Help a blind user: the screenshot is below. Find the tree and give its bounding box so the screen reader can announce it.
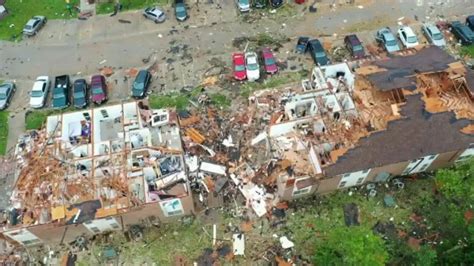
[435,159,474,204]
[313,226,388,266]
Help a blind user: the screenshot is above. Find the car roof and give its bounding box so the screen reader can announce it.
[400,26,416,36]
[26,18,38,26]
[233,53,245,62]
[32,80,45,91]
[136,70,149,81]
[148,7,163,15]
[309,39,323,49]
[346,34,361,45]
[0,85,9,93]
[467,15,474,24]
[425,24,441,33]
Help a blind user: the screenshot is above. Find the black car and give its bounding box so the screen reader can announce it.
[270,0,283,8]
[73,79,88,108]
[308,39,329,66]
[131,70,152,98]
[344,34,365,59]
[466,15,474,31]
[253,0,267,8]
[451,21,474,45]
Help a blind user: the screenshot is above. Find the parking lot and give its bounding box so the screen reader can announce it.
[1,0,474,152]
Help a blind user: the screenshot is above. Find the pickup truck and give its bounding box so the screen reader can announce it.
[52,75,70,109]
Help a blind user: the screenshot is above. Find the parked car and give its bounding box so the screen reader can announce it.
[245,52,260,81]
[0,82,15,110]
[308,39,328,66]
[261,48,278,75]
[344,34,365,58]
[23,16,46,36]
[466,15,474,31]
[450,21,474,45]
[296,36,309,53]
[398,26,419,48]
[29,76,50,109]
[131,70,152,98]
[73,79,88,108]
[253,0,267,8]
[91,75,108,105]
[237,0,250,12]
[232,53,247,81]
[270,0,284,8]
[52,75,71,109]
[422,23,446,47]
[143,7,166,23]
[375,27,400,53]
[175,0,188,21]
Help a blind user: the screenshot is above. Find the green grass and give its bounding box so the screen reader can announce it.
[460,45,474,58]
[25,108,74,130]
[96,0,169,15]
[210,93,231,108]
[0,111,9,155]
[0,0,79,41]
[149,93,190,110]
[240,70,307,97]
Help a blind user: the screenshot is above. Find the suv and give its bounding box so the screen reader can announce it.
[23,16,47,36]
[131,70,152,98]
[175,0,188,21]
[451,21,474,45]
[52,75,71,109]
[143,7,166,23]
[344,34,365,59]
[91,75,108,105]
[308,39,328,66]
[375,27,400,53]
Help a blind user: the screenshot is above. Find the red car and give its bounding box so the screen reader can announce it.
[261,47,278,75]
[232,53,246,81]
[90,75,108,105]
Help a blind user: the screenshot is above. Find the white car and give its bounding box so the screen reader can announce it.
[29,76,50,109]
[245,52,260,81]
[143,7,166,23]
[422,23,446,47]
[398,26,419,48]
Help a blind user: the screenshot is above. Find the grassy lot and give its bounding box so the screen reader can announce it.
[149,88,231,110]
[25,107,74,130]
[96,0,169,15]
[240,70,307,97]
[0,0,79,41]
[460,45,474,58]
[0,111,9,155]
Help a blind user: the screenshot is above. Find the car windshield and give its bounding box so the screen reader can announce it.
[74,91,84,98]
[316,52,326,58]
[247,63,258,71]
[53,93,64,99]
[31,90,43,97]
[407,36,417,43]
[432,32,443,40]
[240,0,249,4]
[0,92,6,100]
[265,57,275,65]
[24,25,32,30]
[386,39,397,46]
[235,65,245,72]
[92,87,103,95]
[353,45,363,51]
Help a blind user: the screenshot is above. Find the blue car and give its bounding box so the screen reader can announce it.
[375,27,400,53]
[308,39,329,66]
[175,0,188,21]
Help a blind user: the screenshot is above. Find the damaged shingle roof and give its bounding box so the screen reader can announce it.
[366,46,456,91]
[324,95,474,177]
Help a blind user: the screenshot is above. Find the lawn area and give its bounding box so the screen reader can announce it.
[0,111,9,155]
[149,88,231,110]
[25,108,73,130]
[96,0,169,15]
[460,45,474,58]
[0,0,79,41]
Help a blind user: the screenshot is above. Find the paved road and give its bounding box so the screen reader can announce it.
[0,0,473,152]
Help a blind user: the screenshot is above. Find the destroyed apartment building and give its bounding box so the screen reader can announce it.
[247,46,474,203]
[1,101,194,246]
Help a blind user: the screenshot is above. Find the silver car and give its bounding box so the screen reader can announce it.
[143,7,166,23]
[422,23,446,47]
[0,82,16,110]
[23,16,47,36]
